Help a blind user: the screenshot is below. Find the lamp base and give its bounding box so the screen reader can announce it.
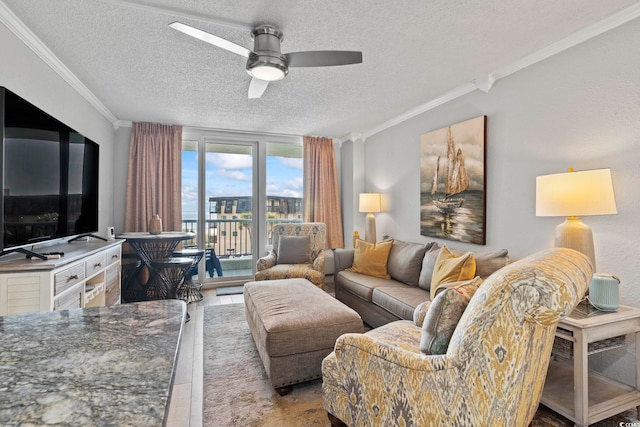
[365,213,376,243]
[554,217,595,270]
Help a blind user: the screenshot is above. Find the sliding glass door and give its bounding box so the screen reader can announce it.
[182,139,255,284]
[181,132,303,286]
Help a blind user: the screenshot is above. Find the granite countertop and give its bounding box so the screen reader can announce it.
[0,300,186,426]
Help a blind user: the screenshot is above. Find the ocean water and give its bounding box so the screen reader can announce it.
[420,190,485,245]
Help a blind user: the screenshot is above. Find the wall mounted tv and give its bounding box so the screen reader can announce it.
[0,87,100,259]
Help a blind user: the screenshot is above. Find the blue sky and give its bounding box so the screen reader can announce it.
[181,151,303,217]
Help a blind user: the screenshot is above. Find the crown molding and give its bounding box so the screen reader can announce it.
[0,1,118,125]
[337,132,365,144]
[363,83,477,139]
[114,120,133,129]
[364,2,640,139]
[485,2,640,89]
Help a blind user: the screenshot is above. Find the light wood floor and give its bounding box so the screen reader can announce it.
[166,288,244,427]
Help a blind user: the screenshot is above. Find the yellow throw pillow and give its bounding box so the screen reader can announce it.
[430,246,477,300]
[348,239,393,279]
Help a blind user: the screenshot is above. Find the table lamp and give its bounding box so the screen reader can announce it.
[359,193,382,243]
[536,168,617,270]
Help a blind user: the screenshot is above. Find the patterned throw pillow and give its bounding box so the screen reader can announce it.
[348,239,393,279]
[430,245,476,300]
[420,277,483,355]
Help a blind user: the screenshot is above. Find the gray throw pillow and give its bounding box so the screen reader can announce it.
[277,235,310,264]
[387,240,433,286]
[418,244,441,290]
[475,249,509,279]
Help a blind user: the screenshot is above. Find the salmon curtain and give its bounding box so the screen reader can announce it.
[303,136,344,248]
[124,122,182,232]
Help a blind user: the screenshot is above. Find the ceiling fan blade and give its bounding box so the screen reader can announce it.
[284,51,362,67]
[248,78,269,99]
[169,22,252,58]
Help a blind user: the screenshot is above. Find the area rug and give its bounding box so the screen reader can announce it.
[215,285,244,296]
[203,303,639,427]
[203,303,327,426]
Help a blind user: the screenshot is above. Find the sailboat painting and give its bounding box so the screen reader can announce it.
[420,116,486,245]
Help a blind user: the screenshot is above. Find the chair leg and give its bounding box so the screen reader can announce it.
[327,413,346,427]
[275,385,293,396]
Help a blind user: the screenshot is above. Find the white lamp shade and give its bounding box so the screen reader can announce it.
[536,168,617,217]
[359,193,382,213]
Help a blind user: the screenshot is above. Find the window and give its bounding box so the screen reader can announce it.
[266,143,303,245]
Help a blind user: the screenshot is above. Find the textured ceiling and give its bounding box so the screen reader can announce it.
[1,0,638,137]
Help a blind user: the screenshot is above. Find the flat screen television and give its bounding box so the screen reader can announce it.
[0,87,99,258]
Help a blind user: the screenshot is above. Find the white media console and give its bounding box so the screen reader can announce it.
[0,239,123,316]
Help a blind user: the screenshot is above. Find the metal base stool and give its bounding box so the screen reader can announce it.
[146,257,193,300]
[173,249,205,303]
[147,256,194,322]
[121,257,143,303]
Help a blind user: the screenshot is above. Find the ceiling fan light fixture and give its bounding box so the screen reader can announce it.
[246,53,288,81]
[250,64,286,81]
[170,21,362,98]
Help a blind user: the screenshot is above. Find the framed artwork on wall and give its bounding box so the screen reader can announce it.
[420,115,487,245]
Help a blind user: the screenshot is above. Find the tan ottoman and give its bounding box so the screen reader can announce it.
[243,278,364,394]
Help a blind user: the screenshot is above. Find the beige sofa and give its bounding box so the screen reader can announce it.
[333,238,509,327]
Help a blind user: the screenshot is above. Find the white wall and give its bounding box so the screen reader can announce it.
[0,24,116,239]
[113,126,132,235]
[339,136,366,247]
[357,18,640,383]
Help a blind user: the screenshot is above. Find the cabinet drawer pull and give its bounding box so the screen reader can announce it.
[111,254,119,259]
[67,274,79,281]
[93,262,102,268]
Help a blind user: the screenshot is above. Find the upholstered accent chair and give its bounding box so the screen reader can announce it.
[255,222,327,288]
[322,248,593,427]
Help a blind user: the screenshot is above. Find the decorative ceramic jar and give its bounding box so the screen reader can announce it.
[149,214,163,235]
[589,273,620,311]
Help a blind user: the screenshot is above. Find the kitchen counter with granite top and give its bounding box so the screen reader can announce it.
[0,299,186,426]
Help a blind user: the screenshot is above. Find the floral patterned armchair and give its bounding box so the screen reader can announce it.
[255,222,327,288]
[322,248,593,426]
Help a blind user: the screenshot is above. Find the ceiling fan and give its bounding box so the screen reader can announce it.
[169,22,362,99]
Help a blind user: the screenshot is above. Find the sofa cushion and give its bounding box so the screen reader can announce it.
[430,246,476,300]
[333,248,355,273]
[277,235,310,264]
[387,240,433,286]
[420,277,482,355]
[418,244,441,290]
[372,285,430,320]
[474,249,510,279]
[336,270,393,302]
[349,239,393,279]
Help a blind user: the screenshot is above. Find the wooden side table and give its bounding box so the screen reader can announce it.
[541,302,640,426]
